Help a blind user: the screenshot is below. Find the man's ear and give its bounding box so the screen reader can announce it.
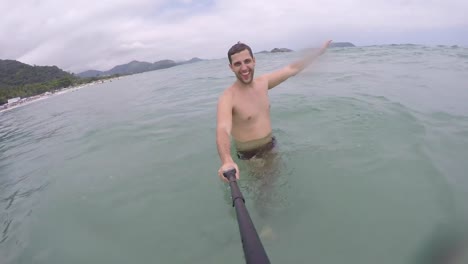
[228,63,233,71]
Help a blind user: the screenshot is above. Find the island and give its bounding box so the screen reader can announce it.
[329,42,355,48]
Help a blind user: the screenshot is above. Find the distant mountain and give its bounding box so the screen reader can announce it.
[106,60,156,76]
[78,70,103,78]
[271,48,293,53]
[0,59,74,89]
[77,57,204,78]
[178,57,204,65]
[256,42,356,55]
[102,59,176,76]
[255,48,293,54]
[329,42,355,48]
[151,59,177,70]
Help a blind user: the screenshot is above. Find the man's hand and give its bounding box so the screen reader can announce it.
[318,40,333,55]
[218,161,240,182]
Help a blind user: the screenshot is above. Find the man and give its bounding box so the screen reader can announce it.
[216,40,332,182]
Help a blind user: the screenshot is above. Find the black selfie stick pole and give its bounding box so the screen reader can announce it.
[223,168,270,264]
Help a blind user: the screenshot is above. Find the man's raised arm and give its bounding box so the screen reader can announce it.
[265,40,332,90]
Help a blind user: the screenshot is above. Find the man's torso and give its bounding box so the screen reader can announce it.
[230,77,272,144]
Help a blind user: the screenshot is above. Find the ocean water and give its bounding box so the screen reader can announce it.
[1,45,468,264]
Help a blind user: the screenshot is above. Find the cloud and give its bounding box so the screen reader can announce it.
[1,0,467,73]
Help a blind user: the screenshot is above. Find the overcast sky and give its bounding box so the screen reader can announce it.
[1,0,467,73]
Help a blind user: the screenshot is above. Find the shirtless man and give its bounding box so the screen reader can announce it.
[216,40,332,182]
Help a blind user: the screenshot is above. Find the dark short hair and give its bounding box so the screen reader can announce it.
[228,42,253,64]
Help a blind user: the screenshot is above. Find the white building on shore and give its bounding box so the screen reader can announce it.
[7,97,21,104]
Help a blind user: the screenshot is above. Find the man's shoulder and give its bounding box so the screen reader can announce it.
[255,74,268,82]
[223,85,236,94]
[218,85,234,101]
[253,75,270,90]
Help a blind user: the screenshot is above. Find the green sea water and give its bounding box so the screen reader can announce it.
[1,45,468,264]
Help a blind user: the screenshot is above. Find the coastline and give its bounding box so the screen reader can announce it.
[0,77,121,114]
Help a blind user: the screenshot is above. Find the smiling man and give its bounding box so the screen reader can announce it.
[216,40,332,182]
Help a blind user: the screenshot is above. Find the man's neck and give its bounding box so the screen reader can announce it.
[235,79,255,89]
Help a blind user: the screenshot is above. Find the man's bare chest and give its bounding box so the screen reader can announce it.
[232,91,270,122]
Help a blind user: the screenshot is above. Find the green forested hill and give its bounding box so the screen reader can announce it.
[0,59,74,88]
[0,60,115,105]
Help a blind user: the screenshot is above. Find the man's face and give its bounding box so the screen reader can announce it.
[229,49,255,84]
